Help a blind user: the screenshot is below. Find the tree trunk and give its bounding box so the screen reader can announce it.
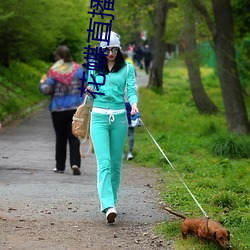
[212,0,250,134]
[147,0,168,89]
[184,4,218,114]
[190,0,250,134]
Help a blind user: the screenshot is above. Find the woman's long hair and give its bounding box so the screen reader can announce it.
[97,48,126,74]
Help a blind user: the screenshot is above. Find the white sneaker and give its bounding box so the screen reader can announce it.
[53,168,64,173]
[127,152,133,160]
[105,207,117,223]
[72,165,81,175]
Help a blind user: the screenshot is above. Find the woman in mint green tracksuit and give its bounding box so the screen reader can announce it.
[86,32,138,223]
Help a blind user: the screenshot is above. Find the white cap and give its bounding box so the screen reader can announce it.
[100,31,121,48]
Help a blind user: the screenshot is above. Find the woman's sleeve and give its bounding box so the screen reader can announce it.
[126,63,138,105]
[86,68,96,101]
[39,77,56,95]
[75,67,85,79]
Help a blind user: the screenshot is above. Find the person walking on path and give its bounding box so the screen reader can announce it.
[39,45,86,176]
[143,44,152,75]
[122,51,144,160]
[123,52,138,161]
[86,31,139,223]
[125,101,136,160]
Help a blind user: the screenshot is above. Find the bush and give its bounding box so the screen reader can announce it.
[210,191,237,209]
[210,135,250,159]
[0,60,49,122]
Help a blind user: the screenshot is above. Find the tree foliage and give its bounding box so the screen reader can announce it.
[232,0,250,95]
[0,0,89,67]
[164,1,184,44]
[113,0,155,47]
[232,0,250,39]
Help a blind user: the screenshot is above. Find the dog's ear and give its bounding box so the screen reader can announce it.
[213,231,217,240]
[227,230,230,240]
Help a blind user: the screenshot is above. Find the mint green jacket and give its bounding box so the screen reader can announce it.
[87,62,138,110]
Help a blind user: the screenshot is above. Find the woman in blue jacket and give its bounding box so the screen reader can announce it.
[86,32,138,223]
[39,45,86,176]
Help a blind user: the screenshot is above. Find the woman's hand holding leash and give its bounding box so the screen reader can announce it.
[130,103,141,127]
[131,103,138,116]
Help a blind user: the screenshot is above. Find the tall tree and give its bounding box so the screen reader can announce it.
[148,0,177,89]
[190,0,250,134]
[184,1,218,114]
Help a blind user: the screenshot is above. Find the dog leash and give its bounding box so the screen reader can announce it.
[139,118,209,218]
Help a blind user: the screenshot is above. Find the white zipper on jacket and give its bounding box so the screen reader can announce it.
[107,72,111,109]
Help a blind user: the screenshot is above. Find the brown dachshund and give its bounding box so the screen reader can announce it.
[162,207,231,249]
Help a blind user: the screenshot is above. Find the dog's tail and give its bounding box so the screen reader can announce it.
[162,206,187,220]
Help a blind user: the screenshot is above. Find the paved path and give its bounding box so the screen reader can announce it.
[0,71,174,249]
[0,107,164,224]
[135,68,149,88]
[0,68,153,224]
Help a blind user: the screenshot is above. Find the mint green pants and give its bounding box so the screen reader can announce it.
[90,111,128,212]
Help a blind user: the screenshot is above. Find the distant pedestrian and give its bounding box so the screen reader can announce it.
[125,101,135,160]
[39,45,86,175]
[134,45,144,69]
[143,44,152,74]
[123,52,137,161]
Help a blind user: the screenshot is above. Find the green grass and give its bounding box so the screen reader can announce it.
[0,60,50,123]
[128,59,250,250]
